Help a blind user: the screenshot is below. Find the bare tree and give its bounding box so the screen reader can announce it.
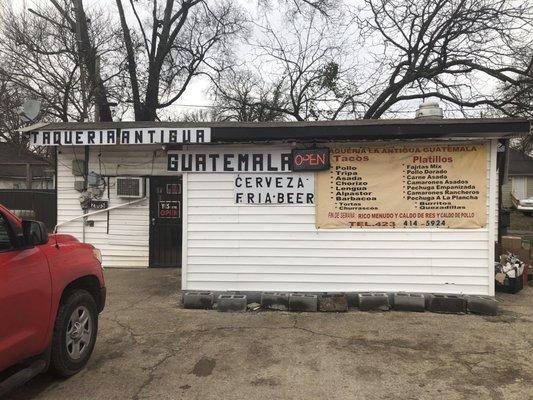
[0,1,123,123]
[212,70,286,121]
[212,9,363,121]
[213,0,533,121]
[0,78,24,144]
[115,0,244,121]
[178,108,218,122]
[357,0,533,119]
[32,0,120,121]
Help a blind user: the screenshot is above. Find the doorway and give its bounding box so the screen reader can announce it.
[149,176,182,267]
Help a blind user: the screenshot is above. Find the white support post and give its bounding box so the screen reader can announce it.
[488,139,497,296]
[181,173,188,290]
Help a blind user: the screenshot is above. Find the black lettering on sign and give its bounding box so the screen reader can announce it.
[233,173,315,205]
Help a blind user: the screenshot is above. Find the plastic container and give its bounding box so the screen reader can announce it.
[495,267,524,294]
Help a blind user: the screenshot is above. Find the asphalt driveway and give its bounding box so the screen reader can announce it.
[7,269,533,400]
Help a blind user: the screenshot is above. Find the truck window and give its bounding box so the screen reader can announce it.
[0,216,13,251]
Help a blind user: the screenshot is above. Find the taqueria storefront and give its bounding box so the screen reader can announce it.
[23,118,530,296]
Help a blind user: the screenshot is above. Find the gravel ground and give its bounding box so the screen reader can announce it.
[6,268,533,400]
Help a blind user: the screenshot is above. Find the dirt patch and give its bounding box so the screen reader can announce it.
[251,377,280,386]
[191,357,216,377]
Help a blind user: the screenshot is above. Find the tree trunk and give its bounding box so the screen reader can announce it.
[72,0,113,122]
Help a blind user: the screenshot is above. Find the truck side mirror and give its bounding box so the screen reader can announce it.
[22,220,49,246]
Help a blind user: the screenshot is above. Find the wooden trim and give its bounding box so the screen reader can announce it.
[488,139,497,296]
[181,173,188,290]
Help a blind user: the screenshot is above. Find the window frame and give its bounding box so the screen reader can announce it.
[0,214,17,252]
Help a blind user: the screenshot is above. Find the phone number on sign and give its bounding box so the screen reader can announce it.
[345,220,447,228]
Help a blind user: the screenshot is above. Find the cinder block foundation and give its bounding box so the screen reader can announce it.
[289,293,318,312]
[261,292,290,311]
[183,292,214,309]
[426,294,466,314]
[346,293,359,308]
[358,292,390,311]
[236,291,262,304]
[217,294,247,312]
[318,294,348,312]
[466,296,499,316]
[393,293,425,312]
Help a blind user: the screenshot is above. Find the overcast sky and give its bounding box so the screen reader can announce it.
[6,0,504,120]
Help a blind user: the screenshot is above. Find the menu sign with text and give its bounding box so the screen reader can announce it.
[316,143,487,229]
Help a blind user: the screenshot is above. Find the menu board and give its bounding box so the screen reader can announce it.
[316,142,487,229]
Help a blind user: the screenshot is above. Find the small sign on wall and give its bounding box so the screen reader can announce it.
[234,173,314,205]
[158,201,180,218]
[90,200,108,210]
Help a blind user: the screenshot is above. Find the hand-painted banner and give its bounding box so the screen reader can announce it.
[28,127,210,146]
[316,142,488,229]
[234,173,314,205]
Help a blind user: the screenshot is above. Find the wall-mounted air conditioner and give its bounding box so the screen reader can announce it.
[116,177,144,198]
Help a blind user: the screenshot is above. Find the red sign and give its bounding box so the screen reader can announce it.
[291,148,330,171]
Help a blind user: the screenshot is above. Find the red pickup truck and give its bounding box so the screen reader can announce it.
[0,204,106,395]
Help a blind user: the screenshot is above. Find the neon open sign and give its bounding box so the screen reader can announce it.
[291,148,330,171]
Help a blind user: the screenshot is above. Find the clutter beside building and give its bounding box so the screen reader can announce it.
[22,116,530,300]
[501,149,533,211]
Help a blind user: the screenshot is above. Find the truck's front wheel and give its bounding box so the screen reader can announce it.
[50,289,98,377]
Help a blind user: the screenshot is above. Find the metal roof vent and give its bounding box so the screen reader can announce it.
[415,101,443,119]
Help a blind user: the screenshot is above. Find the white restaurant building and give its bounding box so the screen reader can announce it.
[24,118,530,296]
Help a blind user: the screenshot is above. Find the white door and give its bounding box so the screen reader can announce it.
[512,176,527,200]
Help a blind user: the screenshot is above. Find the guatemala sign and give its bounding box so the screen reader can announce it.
[234,173,314,205]
[168,150,292,173]
[28,128,210,146]
[316,142,487,229]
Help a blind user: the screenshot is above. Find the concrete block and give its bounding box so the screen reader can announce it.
[393,293,426,312]
[426,294,466,314]
[183,292,214,309]
[466,296,499,316]
[318,293,348,312]
[358,292,390,311]
[346,293,359,308]
[289,293,318,312]
[236,291,262,304]
[217,294,247,312]
[261,292,289,311]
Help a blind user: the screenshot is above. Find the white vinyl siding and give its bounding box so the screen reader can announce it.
[184,140,497,295]
[56,140,498,295]
[56,146,154,268]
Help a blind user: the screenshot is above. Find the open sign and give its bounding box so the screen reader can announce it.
[291,148,330,171]
[158,201,180,218]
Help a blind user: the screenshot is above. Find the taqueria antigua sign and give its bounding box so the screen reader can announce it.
[315,143,487,229]
[27,128,211,145]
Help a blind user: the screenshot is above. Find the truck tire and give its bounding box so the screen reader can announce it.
[49,289,98,377]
